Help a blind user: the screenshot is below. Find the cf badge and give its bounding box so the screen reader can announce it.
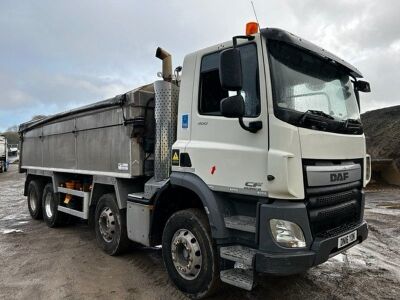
[244,182,262,191]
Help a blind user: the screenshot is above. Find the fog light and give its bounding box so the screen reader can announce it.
[270,219,306,248]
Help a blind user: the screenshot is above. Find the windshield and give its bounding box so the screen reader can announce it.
[267,40,362,134]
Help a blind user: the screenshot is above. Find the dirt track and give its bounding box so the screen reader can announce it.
[0,164,399,300]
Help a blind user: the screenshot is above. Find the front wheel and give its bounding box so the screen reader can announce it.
[162,209,220,299]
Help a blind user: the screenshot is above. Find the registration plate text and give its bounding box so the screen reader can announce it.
[338,230,357,249]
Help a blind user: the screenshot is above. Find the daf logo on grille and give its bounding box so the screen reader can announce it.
[330,172,349,182]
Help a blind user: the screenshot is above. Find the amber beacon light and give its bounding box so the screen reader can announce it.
[246,22,259,35]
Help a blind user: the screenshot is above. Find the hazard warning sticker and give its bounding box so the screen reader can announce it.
[172,149,180,166]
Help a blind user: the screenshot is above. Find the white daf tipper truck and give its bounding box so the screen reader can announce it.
[0,135,8,173]
[19,24,371,298]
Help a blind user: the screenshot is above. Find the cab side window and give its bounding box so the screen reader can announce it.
[199,43,260,117]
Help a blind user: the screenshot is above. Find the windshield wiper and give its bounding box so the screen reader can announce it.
[297,110,335,131]
[342,118,362,133]
[299,110,334,124]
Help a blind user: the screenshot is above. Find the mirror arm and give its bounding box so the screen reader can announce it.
[355,90,360,110]
[230,34,259,133]
[232,35,255,48]
[235,86,262,133]
[351,78,361,110]
[239,117,263,133]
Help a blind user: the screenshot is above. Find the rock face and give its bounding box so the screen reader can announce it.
[361,105,400,169]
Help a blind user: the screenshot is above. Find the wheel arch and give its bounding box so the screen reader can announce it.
[150,172,228,246]
[89,183,116,227]
[24,173,52,196]
[89,176,145,227]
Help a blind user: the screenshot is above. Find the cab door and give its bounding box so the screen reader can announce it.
[186,37,269,196]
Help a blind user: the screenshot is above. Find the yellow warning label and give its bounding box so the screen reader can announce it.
[172,152,179,161]
[172,149,180,166]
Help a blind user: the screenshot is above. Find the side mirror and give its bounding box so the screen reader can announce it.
[220,95,245,118]
[219,48,242,91]
[355,80,371,93]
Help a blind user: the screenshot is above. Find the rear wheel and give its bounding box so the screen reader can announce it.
[42,183,68,227]
[94,193,130,256]
[162,209,220,299]
[27,180,44,220]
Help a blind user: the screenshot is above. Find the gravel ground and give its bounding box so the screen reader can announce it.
[0,164,399,300]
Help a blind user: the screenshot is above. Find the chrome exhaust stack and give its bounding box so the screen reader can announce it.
[155,47,172,82]
[153,47,179,181]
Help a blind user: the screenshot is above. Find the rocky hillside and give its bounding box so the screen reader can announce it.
[361,105,400,169]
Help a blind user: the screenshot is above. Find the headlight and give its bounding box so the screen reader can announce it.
[269,219,306,248]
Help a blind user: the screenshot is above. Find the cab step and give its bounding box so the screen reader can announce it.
[220,245,257,266]
[127,192,145,200]
[220,268,254,291]
[224,215,256,233]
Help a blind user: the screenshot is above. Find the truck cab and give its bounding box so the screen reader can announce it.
[170,26,370,290]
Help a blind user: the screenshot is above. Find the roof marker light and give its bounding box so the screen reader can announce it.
[246,22,259,35]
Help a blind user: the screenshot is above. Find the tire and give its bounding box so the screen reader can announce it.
[94,193,130,256]
[162,209,220,299]
[27,180,44,220]
[42,183,68,227]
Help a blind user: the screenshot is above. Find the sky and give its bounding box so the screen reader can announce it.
[0,0,399,132]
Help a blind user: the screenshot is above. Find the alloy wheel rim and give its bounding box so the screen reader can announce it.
[29,189,37,212]
[98,207,116,243]
[171,229,202,280]
[44,192,53,218]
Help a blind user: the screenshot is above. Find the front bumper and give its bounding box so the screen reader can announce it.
[254,221,368,275]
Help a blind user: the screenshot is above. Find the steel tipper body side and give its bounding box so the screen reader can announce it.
[19,84,158,256]
[19,85,157,239]
[169,28,370,289]
[19,84,156,181]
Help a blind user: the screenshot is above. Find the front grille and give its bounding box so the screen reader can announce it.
[306,186,362,237]
[309,200,358,221]
[303,159,364,238]
[308,189,358,208]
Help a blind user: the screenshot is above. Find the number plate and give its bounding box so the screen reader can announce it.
[338,230,357,249]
